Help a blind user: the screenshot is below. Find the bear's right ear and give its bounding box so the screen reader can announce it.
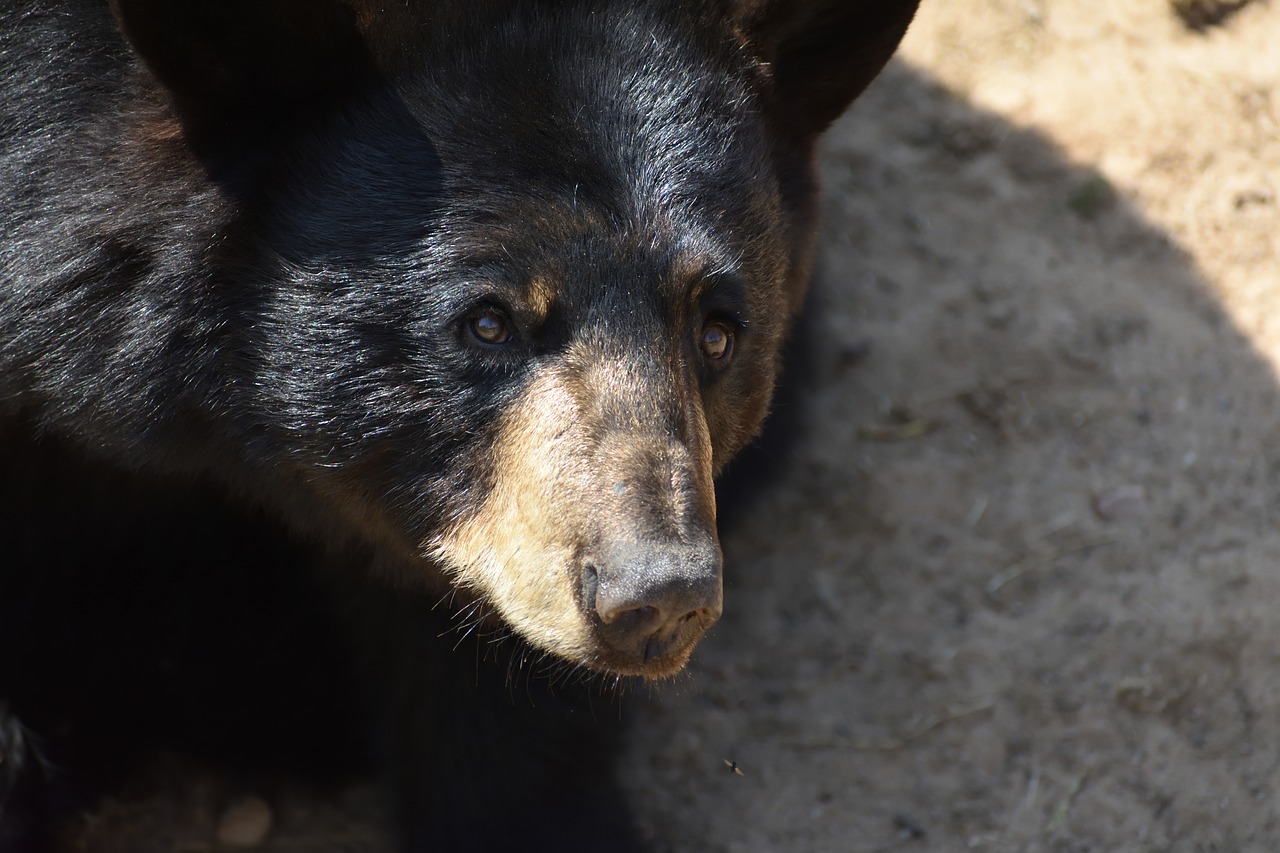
[741,0,920,141]
[109,0,369,132]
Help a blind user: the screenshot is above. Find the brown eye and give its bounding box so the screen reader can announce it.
[700,321,734,361]
[469,310,512,345]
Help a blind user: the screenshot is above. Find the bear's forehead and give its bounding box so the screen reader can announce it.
[392,4,771,219]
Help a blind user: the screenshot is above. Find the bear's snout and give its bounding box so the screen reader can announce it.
[583,535,722,676]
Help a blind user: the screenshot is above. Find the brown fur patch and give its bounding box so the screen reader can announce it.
[525,274,557,326]
[428,365,602,666]
[427,344,720,676]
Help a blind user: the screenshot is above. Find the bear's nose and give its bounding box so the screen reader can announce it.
[585,536,722,667]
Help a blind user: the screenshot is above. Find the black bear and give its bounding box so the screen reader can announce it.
[0,0,917,849]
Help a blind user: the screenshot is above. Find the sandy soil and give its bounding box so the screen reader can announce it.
[61,1,1280,850]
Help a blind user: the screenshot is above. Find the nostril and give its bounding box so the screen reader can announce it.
[597,601,660,627]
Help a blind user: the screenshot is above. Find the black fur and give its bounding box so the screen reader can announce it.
[0,1,917,849]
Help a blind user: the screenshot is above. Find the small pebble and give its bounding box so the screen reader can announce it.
[215,795,273,848]
[837,338,873,366]
[1094,484,1146,520]
[894,813,926,839]
[1234,186,1274,209]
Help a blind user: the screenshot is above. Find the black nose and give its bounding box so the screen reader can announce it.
[585,537,722,666]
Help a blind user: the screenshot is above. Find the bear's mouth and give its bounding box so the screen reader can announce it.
[580,560,722,679]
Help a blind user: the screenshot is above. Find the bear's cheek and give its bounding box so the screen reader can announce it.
[425,363,722,679]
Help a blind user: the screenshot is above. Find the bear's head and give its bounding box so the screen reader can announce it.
[110,0,918,679]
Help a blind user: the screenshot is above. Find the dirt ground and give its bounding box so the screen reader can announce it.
[64,1,1280,851]
[623,2,1280,850]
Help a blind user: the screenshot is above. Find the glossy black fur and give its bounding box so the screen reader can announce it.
[0,0,916,849]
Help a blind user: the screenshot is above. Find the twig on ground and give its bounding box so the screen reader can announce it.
[985,536,1117,596]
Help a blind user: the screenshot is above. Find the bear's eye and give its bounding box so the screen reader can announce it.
[468,309,513,346]
[700,321,734,362]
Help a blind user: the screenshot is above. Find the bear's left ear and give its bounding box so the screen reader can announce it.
[109,0,369,133]
[741,0,920,139]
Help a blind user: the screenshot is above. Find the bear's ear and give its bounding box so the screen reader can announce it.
[109,0,369,131]
[742,0,920,139]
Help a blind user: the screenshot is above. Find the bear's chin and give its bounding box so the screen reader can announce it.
[483,611,708,681]
[614,645,701,682]
[571,624,709,681]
